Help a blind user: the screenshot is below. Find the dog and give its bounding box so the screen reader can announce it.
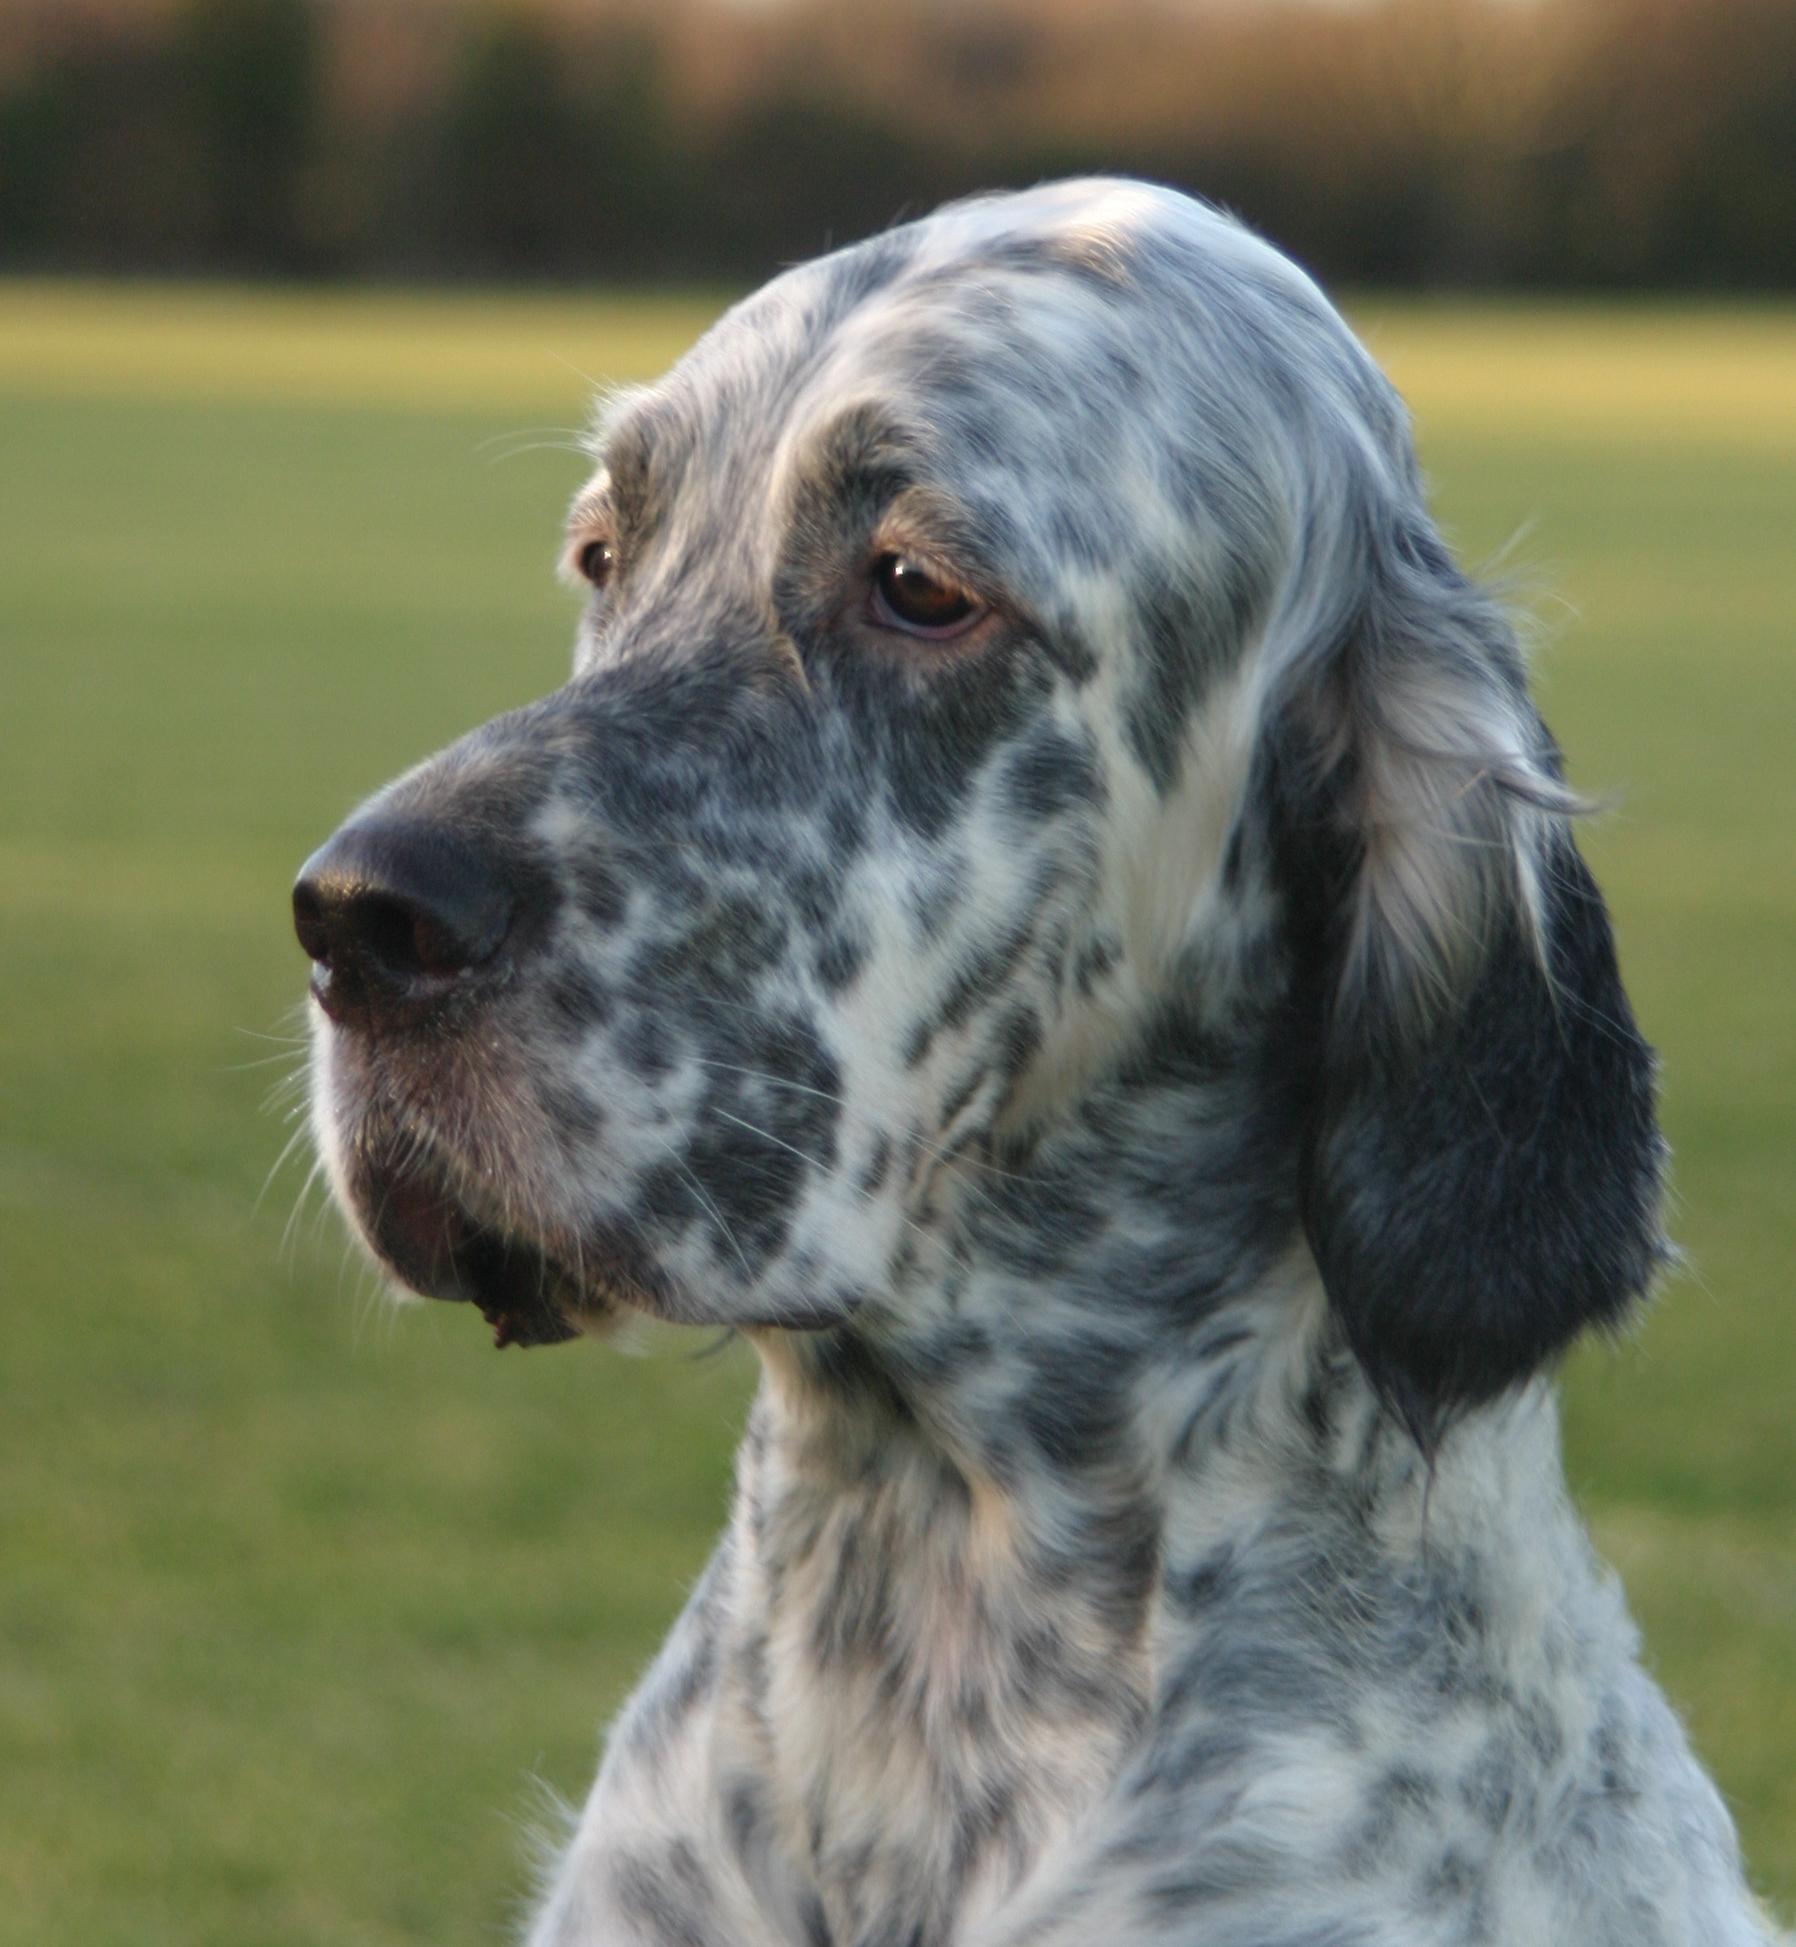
[293,180,1775,1945]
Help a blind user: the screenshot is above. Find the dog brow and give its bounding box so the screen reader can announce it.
[575,391,683,543]
[584,381,656,456]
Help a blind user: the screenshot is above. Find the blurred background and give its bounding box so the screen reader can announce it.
[5,0,1796,287]
[1,2,1791,1942]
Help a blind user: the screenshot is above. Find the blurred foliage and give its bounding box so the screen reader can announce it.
[1,0,1794,287]
[0,0,322,272]
[408,16,678,277]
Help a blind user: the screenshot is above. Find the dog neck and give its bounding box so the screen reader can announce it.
[760,1003,1328,1492]
[726,1016,1565,1924]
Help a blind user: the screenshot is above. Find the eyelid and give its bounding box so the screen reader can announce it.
[866,530,972,594]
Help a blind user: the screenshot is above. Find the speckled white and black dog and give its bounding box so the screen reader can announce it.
[293,182,1777,1945]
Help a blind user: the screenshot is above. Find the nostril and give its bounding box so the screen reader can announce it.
[291,879,335,968]
[359,891,476,979]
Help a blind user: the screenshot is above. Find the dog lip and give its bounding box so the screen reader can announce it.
[364,1161,583,1348]
[455,1230,585,1349]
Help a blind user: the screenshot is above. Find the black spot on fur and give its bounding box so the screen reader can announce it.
[612,1839,715,1947]
[858,1133,893,1197]
[937,915,1041,1037]
[998,727,1106,825]
[994,1005,1043,1084]
[817,228,918,322]
[540,1081,605,1147]
[618,1006,677,1082]
[1164,1545,1239,1618]
[1123,559,1259,791]
[544,962,613,1035]
[800,1893,835,1947]
[570,853,629,927]
[814,926,867,993]
[725,1772,768,1863]
[1074,929,1120,996]
[1015,1337,1135,1468]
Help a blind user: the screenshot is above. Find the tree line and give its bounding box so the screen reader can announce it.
[2,0,1792,289]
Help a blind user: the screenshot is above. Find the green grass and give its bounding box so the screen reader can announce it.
[1,285,1791,1941]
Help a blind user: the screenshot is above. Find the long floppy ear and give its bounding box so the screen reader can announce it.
[1273,513,1666,1451]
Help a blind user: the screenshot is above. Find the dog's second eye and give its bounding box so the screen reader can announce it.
[870,554,980,638]
[577,539,617,590]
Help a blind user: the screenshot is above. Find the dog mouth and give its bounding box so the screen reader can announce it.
[357,1151,628,1349]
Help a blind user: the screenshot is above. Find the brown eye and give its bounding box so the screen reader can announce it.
[870,553,980,638]
[577,538,617,589]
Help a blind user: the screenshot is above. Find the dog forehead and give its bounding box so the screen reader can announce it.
[628,180,1275,448]
[569,179,1369,643]
[791,190,1194,423]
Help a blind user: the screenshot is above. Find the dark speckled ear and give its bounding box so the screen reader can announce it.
[1277,518,1667,1451]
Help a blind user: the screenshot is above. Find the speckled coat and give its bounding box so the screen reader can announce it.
[297,181,1779,1946]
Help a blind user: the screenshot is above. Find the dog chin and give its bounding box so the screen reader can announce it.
[347,1144,652,1350]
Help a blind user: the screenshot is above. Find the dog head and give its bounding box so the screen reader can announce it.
[295,180,1662,1436]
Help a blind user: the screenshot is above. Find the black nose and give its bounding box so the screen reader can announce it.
[293,818,516,1028]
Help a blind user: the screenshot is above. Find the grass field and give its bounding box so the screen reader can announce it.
[1,283,1791,1943]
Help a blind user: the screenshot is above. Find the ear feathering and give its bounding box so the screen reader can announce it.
[1275,504,1667,1449]
[1297,518,1587,1040]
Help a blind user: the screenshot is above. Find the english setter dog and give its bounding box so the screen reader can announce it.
[293,181,1776,1945]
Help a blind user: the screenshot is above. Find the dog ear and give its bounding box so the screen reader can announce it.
[1272,514,1666,1451]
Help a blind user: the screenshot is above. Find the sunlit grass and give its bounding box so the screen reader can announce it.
[1,283,1791,1941]
[0,282,729,410]
[1362,301,1796,451]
